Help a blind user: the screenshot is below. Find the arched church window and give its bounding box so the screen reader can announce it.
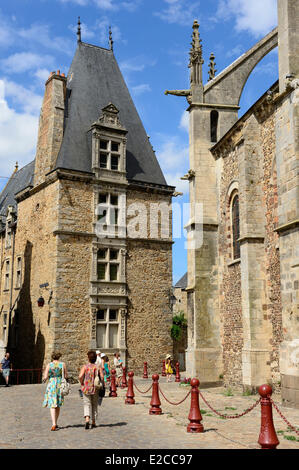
[210,110,219,143]
[231,193,240,259]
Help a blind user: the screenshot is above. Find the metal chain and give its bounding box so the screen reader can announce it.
[159,385,191,406]
[270,398,299,437]
[198,390,261,419]
[133,383,153,394]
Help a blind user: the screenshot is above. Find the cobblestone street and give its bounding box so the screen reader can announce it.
[0,376,298,450]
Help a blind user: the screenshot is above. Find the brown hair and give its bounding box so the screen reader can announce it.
[51,352,62,361]
[87,350,97,364]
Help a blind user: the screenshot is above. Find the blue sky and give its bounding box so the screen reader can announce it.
[0,0,278,284]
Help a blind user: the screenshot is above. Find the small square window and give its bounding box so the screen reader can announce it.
[110,195,118,206]
[109,309,117,321]
[110,249,118,260]
[111,142,119,152]
[100,140,108,150]
[99,193,107,204]
[97,249,107,259]
[100,153,107,168]
[97,309,106,321]
[111,155,119,171]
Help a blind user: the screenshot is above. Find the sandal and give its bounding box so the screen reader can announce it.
[51,425,57,431]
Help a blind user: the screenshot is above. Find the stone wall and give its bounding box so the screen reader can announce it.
[6,180,59,370]
[218,146,243,388]
[126,188,173,375]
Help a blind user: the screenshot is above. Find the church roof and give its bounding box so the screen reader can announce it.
[174,272,187,289]
[55,41,168,187]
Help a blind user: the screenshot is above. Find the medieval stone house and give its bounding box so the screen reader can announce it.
[165,0,299,407]
[0,29,174,378]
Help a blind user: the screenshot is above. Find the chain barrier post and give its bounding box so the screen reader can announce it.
[175,362,181,383]
[143,362,148,379]
[109,369,117,397]
[258,384,279,449]
[149,374,162,415]
[125,372,135,404]
[162,360,166,377]
[187,378,204,433]
[121,366,127,388]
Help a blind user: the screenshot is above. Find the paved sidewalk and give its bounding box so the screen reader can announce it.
[0,376,298,449]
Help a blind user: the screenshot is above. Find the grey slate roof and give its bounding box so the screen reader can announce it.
[174,272,187,289]
[0,160,35,218]
[55,42,168,187]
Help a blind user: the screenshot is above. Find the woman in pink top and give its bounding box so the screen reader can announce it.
[79,350,104,429]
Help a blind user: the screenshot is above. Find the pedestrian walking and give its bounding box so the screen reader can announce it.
[113,352,123,387]
[102,354,111,384]
[0,352,12,387]
[165,354,173,382]
[79,350,104,429]
[95,350,102,367]
[42,352,68,431]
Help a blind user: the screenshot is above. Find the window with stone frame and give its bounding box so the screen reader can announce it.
[96,308,119,349]
[5,228,12,249]
[97,247,120,282]
[97,192,119,227]
[15,256,22,289]
[4,260,10,290]
[99,139,121,171]
[2,312,7,342]
[231,193,240,260]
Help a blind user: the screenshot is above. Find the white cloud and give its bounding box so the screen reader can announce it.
[34,68,52,82]
[155,134,189,193]
[216,0,277,37]
[131,84,151,96]
[0,80,38,175]
[59,0,141,11]
[179,111,189,133]
[154,0,201,26]
[1,52,55,74]
[3,79,43,116]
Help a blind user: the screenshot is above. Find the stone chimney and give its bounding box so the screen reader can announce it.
[33,70,67,186]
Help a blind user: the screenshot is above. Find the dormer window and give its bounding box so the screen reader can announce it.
[99,139,120,171]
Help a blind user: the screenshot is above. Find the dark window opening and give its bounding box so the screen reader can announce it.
[210,110,219,143]
[232,194,240,259]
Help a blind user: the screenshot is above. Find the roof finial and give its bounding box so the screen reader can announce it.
[14,162,18,172]
[109,26,113,51]
[77,17,81,42]
[208,53,217,81]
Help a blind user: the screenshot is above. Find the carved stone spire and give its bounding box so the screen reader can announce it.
[77,17,81,43]
[164,20,204,105]
[188,20,204,102]
[208,53,217,81]
[109,26,114,51]
[189,20,204,85]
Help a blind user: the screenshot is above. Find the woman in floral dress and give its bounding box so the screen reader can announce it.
[42,352,68,431]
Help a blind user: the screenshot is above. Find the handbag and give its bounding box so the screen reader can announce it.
[61,363,70,397]
[94,371,103,391]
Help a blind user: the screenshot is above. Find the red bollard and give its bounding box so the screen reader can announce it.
[187,378,204,433]
[143,362,148,379]
[258,384,279,449]
[149,374,162,415]
[125,372,135,404]
[121,366,127,388]
[175,362,181,383]
[162,360,166,377]
[109,369,117,397]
